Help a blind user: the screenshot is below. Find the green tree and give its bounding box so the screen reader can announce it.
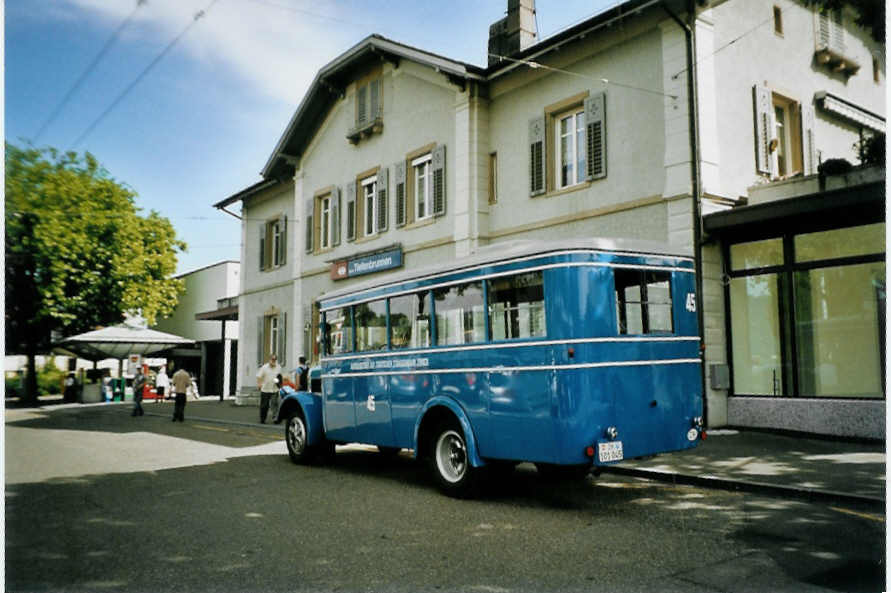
[5,143,186,403]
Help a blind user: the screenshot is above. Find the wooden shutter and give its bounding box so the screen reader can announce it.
[345,181,356,242]
[377,166,389,232]
[257,315,265,365]
[529,116,545,196]
[278,312,287,366]
[394,161,406,227]
[304,199,313,253]
[332,187,341,246]
[370,79,381,120]
[753,85,773,175]
[432,145,446,216]
[278,215,287,266]
[259,223,267,271]
[585,92,607,180]
[801,103,817,176]
[356,84,367,127]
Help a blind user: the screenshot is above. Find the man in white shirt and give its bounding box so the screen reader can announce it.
[256,354,282,424]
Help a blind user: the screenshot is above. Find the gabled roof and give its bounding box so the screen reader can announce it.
[261,34,486,181]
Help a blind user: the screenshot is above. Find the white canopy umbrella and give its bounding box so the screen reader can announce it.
[54,319,194,362]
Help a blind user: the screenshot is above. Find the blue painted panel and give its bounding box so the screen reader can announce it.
[354,373,395,446]
[323,376,356,441]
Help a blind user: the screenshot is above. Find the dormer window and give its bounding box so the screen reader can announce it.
[348,73,383,144]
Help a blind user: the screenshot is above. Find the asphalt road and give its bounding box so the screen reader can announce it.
[5,405,885,593]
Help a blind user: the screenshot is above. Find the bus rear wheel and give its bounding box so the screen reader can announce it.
[429,421,479,497]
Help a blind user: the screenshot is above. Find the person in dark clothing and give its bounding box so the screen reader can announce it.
[295,356,309,391]
[131,369,146,417]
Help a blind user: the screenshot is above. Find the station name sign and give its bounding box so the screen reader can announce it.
[331,247,403,280]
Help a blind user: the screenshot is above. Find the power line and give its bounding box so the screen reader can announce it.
[34,0,148,143]
[671,12,775,79]
[69,0,221,150]
[240,0,366,27]
[488,53,678,99]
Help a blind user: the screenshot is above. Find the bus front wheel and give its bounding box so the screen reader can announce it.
[429,422,479,497]
[285,412,311,464]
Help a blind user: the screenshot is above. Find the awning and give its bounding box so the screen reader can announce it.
[815,91,885,133]
[703,180,884,240]
[54,321,195,361]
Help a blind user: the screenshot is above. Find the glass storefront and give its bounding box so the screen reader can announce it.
[727,223,885,399]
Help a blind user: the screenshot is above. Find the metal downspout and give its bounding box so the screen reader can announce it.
[663,0,707,426]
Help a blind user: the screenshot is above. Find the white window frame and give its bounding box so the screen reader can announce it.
[271,220,283,267]
[555,109,586,189]
[413,154,432,221]
[362,175,378,237]
[320,195,332,249]
[267,314,279,359]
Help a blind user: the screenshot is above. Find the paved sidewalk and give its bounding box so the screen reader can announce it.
[604,429,885,508]
[74,398,891,507]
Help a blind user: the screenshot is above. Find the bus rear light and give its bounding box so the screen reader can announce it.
[585,445,595,458]
[701,431,707,440]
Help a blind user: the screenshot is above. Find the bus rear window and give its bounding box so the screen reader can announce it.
[488,271,546,340]
[615,269,673,335]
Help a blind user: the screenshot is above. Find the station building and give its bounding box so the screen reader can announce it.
[215,0,885,438]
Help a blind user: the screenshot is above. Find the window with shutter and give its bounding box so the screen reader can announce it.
[356,84,368,127]
[304,199,313,253]
[278,312,287,366]
[801,104,817,176]
[257,315,265,365]
[346,181,356,242]
[394,161,406,227]
[362,175,378,237]
[370,79,381,120]
[319,195,332,250]
[585,93,606,181]
[276,215,286,266]
[432,145,446,216]
[529,116,545,196]
[377,166,389,232]
[259,223,267,271]
[413,154,432,220]
[332,187,341,247]
[753,85,773,176]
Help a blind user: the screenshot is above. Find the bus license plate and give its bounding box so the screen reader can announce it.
[598,441,623,463]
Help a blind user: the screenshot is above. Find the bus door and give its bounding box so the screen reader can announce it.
[354,373,395,446]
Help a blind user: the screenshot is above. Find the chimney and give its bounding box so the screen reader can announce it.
[488,0,537,67]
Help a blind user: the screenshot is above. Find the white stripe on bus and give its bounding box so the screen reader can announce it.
[321,336,700,363]
[320,259,694,311]
[321,358,702,379]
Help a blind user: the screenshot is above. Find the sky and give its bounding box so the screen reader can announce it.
[7,0,622,275]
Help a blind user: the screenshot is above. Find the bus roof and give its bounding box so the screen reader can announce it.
[319,238,693,306]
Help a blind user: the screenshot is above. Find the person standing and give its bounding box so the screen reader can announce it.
[171,367,191,422]
[256,354,282,424]
[155,366,169,402]
[131,368,146,417]
[295,356,309,391]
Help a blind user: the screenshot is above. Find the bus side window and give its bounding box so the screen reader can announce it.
[434,281,485,345]
[355,300,387,351]
[325,307,353,355]
[487,271,546,340]
[390,292,430,349]
[615,269,673,335]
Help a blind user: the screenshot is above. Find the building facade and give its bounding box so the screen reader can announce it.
[217,0,884,437]
[153,260,240,397]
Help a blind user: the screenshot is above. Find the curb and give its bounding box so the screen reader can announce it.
[601,466,885,509]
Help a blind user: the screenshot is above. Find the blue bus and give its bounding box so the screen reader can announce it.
[277,239,704,496]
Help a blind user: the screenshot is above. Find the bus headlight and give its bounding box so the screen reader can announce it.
[605,426,619,440]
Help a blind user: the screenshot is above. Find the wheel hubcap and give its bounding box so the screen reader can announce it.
[435,429,467,483]
[288,417,306,453]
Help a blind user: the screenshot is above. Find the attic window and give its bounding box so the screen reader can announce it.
[348,76,383,144]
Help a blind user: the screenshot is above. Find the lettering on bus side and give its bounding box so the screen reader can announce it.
[348,357,430,372]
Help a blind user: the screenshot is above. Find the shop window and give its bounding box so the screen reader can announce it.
[434,281,485,345]
[730,274,786,395]
[730,238,784,271]
[794,223,885,263]
[614,270,673,335]
[488,272,546,340]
